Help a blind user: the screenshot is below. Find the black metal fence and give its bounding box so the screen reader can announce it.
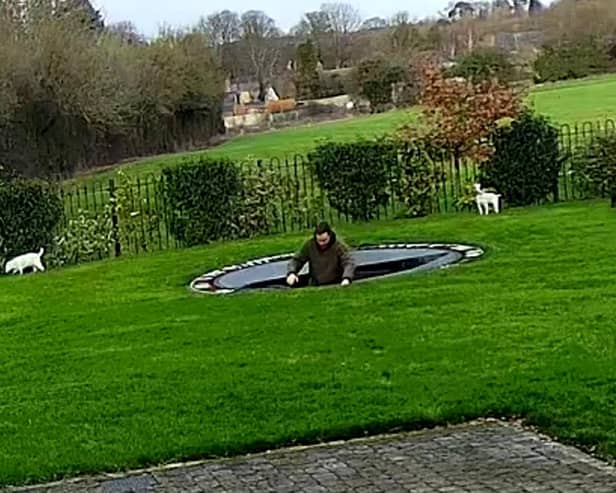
[57,118,616,259]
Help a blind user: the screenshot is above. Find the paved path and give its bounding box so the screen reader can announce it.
[5,420,616,493]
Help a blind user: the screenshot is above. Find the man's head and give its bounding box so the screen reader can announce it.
[314,222,335,250]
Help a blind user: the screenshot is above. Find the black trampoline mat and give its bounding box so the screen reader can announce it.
[190,243,484,294]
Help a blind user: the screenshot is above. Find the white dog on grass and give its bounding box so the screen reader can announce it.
[4,248,45,275]
[474,183,502,215]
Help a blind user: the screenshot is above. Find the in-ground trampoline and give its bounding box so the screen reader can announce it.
[190,243,484,295]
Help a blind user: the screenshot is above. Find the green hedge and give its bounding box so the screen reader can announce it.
[0,178,64,261]
[534,38,614,83]
[570,134,616,203]
[353,58,413,109]
[481,112,562,206]
[449,48,515,82]
[161,157,242,247]
[309,140,399,221]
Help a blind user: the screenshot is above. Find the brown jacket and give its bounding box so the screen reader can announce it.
[287,235,355,285]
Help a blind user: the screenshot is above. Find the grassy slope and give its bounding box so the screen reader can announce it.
[73,74,616,185]
[1,201,616,485]
[528,74,616,125]
[76,111,413,184]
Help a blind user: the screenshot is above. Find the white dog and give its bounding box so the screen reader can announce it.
[474,183,501,215]
[4,248,45,275]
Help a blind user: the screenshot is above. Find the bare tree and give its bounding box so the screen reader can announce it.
[0,3,225,177]
[195,10,241,77]
[291,11,331,38]
[388,11,420,55]
[105,21,144,45]
[0,6,24,123]
[240,10,280,98]
[390,11,411,27]
[540,0,616,44]
[291,10,331,62]
[320,3,362,68]
[198,10,241,49]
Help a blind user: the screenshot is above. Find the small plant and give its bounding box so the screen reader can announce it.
[113,171,161,253]
[234,165,321,237]
[50,207,114,267]
[453,180,480,212]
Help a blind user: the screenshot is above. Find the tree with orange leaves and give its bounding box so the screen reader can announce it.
[400,62,523,169]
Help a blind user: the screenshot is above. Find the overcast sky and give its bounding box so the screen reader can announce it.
[92,0,460,36]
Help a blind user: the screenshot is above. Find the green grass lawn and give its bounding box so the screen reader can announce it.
[71,111,414,186]
[528,73,616,125]
[2,200,616,486]
[71,74,616,187]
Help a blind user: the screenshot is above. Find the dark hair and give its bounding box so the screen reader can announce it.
[314,222,333,235]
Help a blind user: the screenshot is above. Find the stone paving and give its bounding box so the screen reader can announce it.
[4,420,616,493]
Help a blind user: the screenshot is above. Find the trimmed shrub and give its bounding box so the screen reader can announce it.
[234,165,282,238]
[235,164,319,237]
[353,58,411,110]
[453,180,481,213]
[569,134,616,204]
[534,38,613,83]
[51,207,114,266]
[481,111,563,206]
[162,157,242,246]
[450,48,515,83]
[0,178,64,263]
[398,142,446,217]
[309,140,398,221]
[318,70,351,98]
[296,39,321,100]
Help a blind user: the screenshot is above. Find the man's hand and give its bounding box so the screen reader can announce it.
[286,273,299,286]
[341,278,351,287]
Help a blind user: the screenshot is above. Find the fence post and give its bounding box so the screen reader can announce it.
[109,178,122,257]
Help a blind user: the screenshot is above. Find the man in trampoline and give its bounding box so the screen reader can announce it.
[286,222,355,288]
